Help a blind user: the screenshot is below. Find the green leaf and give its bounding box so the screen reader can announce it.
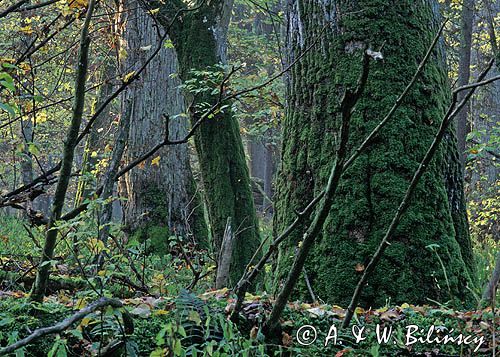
[0,102,15,117]
[164,39,174,49]
[0,80,15,92]
[28,143,40,156]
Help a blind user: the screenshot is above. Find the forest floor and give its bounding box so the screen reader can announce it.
[0,278,498,356]
[0,216,498,356]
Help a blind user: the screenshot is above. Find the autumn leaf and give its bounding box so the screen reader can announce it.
[19,26,33,35]
[123,71,135,83]
[68,0,88,9]
[151,156,161,166]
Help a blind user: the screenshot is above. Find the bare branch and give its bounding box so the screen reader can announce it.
[0,297,125,356]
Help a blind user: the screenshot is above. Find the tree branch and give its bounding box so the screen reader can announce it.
[0,297,125,356]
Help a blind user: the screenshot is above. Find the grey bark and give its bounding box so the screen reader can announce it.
[215,217,235,289]
[456,0,475,168]
[119,0,207,243]
[482,250,500,305]
[248,139,276,215]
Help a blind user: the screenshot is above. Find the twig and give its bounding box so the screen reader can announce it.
[0,0,28,19]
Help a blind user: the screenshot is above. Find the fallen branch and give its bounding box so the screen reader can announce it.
[0,297,126,356]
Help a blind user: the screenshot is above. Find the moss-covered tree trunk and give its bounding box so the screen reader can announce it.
[139,0,260,284]
[274,0,475,307]
[119,0,208,248]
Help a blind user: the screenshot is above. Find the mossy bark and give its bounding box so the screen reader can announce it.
[274,0,475,307]
[141,0,260,285]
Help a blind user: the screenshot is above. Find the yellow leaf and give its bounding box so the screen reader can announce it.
[36,111,48,123]
[68,0,88,9]
[151,156,161,166]
[154,309,169,315]
[150,8,160,14]
[400,303,410,309]
[123,71,135,83]
[119,47,127,60]
[75,298,87,309]
[19,26,33,34]
[355,307,365,314]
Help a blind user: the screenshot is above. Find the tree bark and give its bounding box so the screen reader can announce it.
[455,0,474,168]
[482,250,500,305]
[139,0,260,284]
[119,0,208,247]
[274,0,475,307]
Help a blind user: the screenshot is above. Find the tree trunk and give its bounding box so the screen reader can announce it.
[248,138,276,216]
[119,0,208,248]
[140,0,260,284]
[75,59,115,206]
[274,0,475,307]
[455,0,474,168]
[31,0,96,301]
[482,250,500,305]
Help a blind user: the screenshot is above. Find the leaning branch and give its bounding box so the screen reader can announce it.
[0,0,28,19]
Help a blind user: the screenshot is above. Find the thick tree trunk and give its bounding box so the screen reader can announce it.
[274,0,474,307]
[140,0,260,284]
[120,1,208,247]
[455,0,474,168]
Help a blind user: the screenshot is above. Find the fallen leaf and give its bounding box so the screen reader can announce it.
[355,263,365,272]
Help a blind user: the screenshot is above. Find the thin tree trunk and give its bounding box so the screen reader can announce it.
[139,0,260,284]
[482,251,500,305]
[75,59,115,206]
[30,1,96,302]
[455,0,475,167]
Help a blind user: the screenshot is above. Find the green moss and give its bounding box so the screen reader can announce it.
[160,1,261,285]
[275,0,475,308]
